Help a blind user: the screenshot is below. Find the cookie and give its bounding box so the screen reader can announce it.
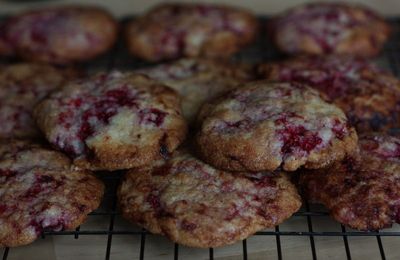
[258,55,400,132]
[2,5,118,64]
[137,58,254,123]
[0,140,104,247]
[196,81,358,172]
[125,3,258,62]
[118,149,301,248]
[0,63,78,139]
[0,21,13,56]
[271,3,390,57]
[300,134,400,231]
[34,72,187,171]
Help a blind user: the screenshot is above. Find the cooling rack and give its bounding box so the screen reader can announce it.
[2,17,400,260]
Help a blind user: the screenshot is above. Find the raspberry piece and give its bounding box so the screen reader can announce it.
[332,119,348,140]
[279,125,322,153]
[139,108,167,127]
[146,193,161,211]
[181,220,197,231]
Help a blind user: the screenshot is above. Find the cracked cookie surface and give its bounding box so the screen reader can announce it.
[118,149,301,248]
[300,134,400,230]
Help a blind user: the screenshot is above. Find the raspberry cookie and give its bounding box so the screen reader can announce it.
[137,58,254,123]
[300,134,400,230]
[271,3,390,57]
[0,140,104,247]
[0,21,13,56]
[125,3,258,62]
[2,5,118,64]
[118,149,301,248]
[34,72,187,171]
[0,63,77,139]
[258,55,400,132]
[196,81,358,172]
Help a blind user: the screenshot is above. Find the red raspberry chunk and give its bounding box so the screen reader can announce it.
[279,125,322,153]
[181,220,197,231]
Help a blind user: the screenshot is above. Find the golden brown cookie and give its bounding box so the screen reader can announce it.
[258,55,400,132]
[0,21,13,56]
[137,58,254,123]
[2,5,118,64]
[125,3,258,62]
[0,63,78,139]
[300,134,400,231]
[0,140,104,247]
[34,72,187,171]
[271,3,390,57]
[118,148,301,248]
[196,81,358,172]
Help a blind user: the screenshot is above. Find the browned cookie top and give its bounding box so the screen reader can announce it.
[300,134,400,231]
[196,81,358,172]
[125,3,258,61]
[258,55,400,132]
[34,72,187,171]
[271,3,390,57]
[0,63,77,139]
[2,5,118,64]
[0,140,104,247]
[118,149,301,248]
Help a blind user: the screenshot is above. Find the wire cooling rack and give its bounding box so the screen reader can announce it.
[2,17,400,260]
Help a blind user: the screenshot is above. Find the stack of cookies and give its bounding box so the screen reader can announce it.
[0,2,399,250]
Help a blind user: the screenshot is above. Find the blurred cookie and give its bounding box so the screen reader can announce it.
[196,81,358,172]
[2,6,118,64]
[34,72,187,171]
[137,58,254,123]
[0,63,77,139]
[300,134,400,230]
[0,21,13,56]
[0,140,104,247]
[258,55,400,132]
[118,148,301,248]
[125,3,258,61]
[271,3,389,57]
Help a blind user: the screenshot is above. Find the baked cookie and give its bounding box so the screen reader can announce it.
[0,140,104,247]
[125,3,258,62]
[118,149,301,248]
[2,5,118,64]
[0,21,13,56]
[196,81,358,172]
[0,63,78,139]
[34,72,187,171]
[258,55,400,132]
[271,3,390,57]
[300,134,400,231]
[137,58,254,123]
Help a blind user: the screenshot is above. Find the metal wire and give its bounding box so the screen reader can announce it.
[275,226,283,260]
[305,203,317,260]
[242,239,248,260]
[1,17,400,260]
[174,243,179,260]
[341,225,352,260]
